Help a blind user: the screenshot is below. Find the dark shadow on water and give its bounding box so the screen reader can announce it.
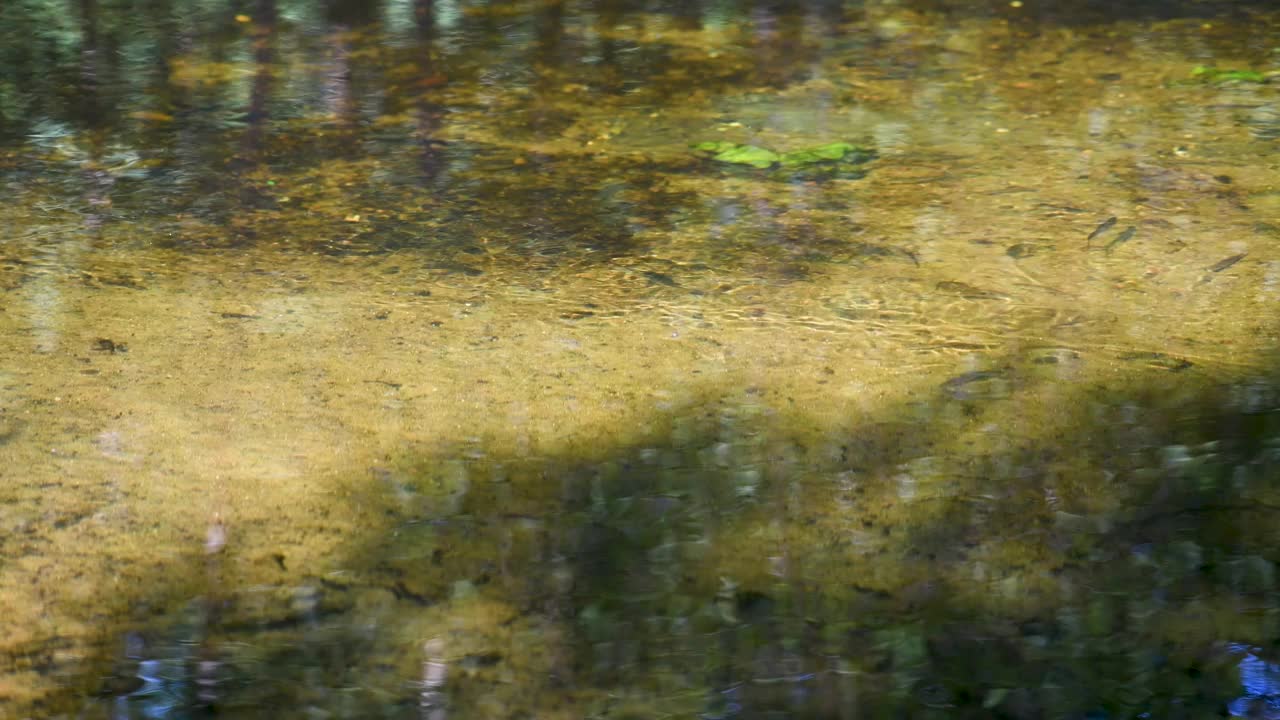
[77,339,1280,719]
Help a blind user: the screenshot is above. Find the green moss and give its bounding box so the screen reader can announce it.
[692,141,780,168]
[692,140,876,171]
[1190,65,1268,83]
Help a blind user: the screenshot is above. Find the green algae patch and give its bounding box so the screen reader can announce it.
[692,140,875,171]
[1189,65,1268,83]
[691,141,780,168]
[779,142,874,167]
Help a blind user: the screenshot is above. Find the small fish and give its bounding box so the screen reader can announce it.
[1104,226,1136,253]
[940,370,1008,400]
[641,270,678,287]
[1117,351,1193,372]
[1035,203,1087,214]
[93,338,127,353]
[1006,243,1038,259]
[127,110,174,123]
[935,281,1010,300]
[1086,216,1117,246]
[849,241,918,265]
[1207,253,1246,272]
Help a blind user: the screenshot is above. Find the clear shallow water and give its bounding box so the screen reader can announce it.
[1,0,1280,717]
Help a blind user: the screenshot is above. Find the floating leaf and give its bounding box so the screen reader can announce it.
[692,142,780,168]
[1190,65,1266,83]
[779,142,872,167]
[693,141,875,171]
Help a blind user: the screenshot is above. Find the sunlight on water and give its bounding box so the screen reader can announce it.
[1,0,1279,717]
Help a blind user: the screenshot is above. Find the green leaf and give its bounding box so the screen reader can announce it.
[779,142,856,167]
[783,143,877,168]
[1190,65,1266,83]
[715,144,780,168]
[693,140,876,172]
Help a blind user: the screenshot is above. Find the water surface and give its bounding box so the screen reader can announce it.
[2,0,1280,717]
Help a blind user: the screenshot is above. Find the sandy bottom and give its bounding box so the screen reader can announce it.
[1,220,1276,713]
